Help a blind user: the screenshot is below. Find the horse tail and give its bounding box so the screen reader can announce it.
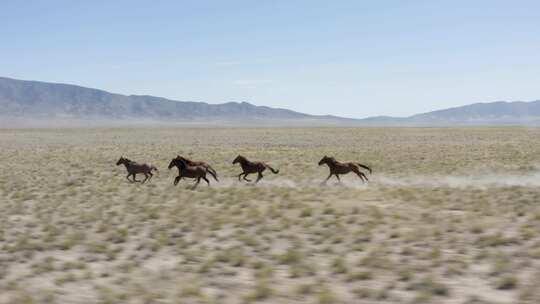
[356,163,372,174]
[265,164,279,174]
[152,166,159,173]
[206,166,219,181]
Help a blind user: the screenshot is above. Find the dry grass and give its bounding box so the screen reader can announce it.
[0,127,540,303]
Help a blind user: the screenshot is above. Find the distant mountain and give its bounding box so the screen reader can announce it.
[411,100,540,122]
[357,100,540,126]
[1,76,540,126]
[0,77,354,126]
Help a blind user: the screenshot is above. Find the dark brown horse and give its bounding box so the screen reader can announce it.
[318,155,371,184]
[168,155,218,182]
[232,155,279,183]
[168,157,210,189]
[116,156,158,183]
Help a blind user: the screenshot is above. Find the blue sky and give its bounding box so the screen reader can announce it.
[1,1,539,118]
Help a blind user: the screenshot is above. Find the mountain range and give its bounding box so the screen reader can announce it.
[1,76,539,126]
[360,100,540,126]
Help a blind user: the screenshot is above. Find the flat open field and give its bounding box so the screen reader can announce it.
[1,127,540,304]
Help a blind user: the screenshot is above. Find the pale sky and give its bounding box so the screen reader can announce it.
[1,1,539,118]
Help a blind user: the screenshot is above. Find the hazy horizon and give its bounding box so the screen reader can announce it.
[1,1,539,118]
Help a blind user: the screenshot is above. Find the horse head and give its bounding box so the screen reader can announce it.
[168,157,177,170]
[232,155,245,164]
[116,156,126,166]
[318,155,333,166]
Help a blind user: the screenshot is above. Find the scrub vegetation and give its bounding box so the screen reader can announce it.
[1,127,540,303]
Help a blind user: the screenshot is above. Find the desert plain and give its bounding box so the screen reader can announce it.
[1,127,540,304]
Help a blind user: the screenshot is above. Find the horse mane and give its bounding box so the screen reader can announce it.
[177,155,189,162]
[176,157,188,168]
[236,155,246,161]
[321,156,336,164]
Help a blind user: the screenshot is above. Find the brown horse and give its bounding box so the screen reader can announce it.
[168,155,218,182]
[168,157,210,189]
[318,155,371,184]
[116,156,158,183]
[232,155,279,183]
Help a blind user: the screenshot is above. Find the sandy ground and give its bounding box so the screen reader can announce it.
[1,127,540,304]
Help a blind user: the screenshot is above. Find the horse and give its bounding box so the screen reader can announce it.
[318,155,371,184]
[232,155,279,183]
[116,156,158,183]
[167,155,218,182]
[168,157,210,189]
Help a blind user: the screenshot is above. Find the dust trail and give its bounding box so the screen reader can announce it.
[211,177,302,188]
[372,171,540,188]
[208,171,540,189]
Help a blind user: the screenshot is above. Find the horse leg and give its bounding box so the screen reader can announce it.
[238,173,244,182]
[207,167,219,182]
[353,168,368,183]
[126,173,133,183]
[192,177,201,190]
[174,175,181,186]
[132,173,140,183]
[255,172,263,183]
[359,172,369,182]
[335,174,342,183]
[148,172,153,181]
[142,173,149,184]
[243,173,252,182]
[321,173,332,185]
[202,176,210,186]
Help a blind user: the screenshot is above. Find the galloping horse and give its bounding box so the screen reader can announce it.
[168,157,211,189]
[168,155,218,182]
[116,156,158,183]
[232,155,279,183]
[318,155,371,184]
